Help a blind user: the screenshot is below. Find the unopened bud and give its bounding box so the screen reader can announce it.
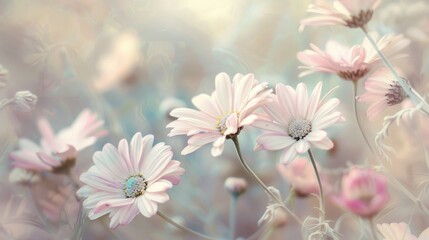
[13,90,37,112]
[224,177,248,196]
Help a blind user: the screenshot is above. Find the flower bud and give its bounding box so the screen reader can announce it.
[224,177,247,196]
[13,90,37,112]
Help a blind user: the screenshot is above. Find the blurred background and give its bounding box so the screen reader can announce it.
[0,0,428,239]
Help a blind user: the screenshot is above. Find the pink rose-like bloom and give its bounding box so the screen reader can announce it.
[300,0,382,30]
[167,72,272,157]
[357,68,407,120]
[77,133,185,229]
[9,109,106,173]
[377,222,429,240]
[297,35,409,82]
[277,157,319,197]
[332,167,389,218]
[254,82,344,163]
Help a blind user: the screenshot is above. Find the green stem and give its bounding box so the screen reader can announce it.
[157,211,215,240]
[360,27,429,115]
[231,136,303,225]
[228,194,238,240]
[307,149,325,218]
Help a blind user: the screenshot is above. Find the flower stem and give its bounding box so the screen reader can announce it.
[0,98,13,111]
[231,136,303,225]
[157,211,216,240]
[368,218,378,240]
[360,27,429,115]
[228,194,238,240]
[307,149,325,217]
[352,81,375,155]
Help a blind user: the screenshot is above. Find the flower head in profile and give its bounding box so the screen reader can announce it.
[377,222,429,240]
[255,82,344,163]
[77,133,185,229]
[300,0,382,31]
[277,157,319,197]
[331,167,389,218]
[297,34,410,82]
[9,109,106,175]
[357,68,408,120]
[167,72,271,157]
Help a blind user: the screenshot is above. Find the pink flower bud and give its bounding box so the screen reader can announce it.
[224,177,248,196]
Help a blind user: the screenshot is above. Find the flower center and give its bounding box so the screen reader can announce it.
[287,119,312,140]
[123,175,147,198]
[217,113,237,134]
[338,68,369,82]
[386,81,406,106]
[345,10,374,28]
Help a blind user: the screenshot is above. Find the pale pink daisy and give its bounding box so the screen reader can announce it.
[300,0,382,31]
[254,82,344,163]
[297,34,410,82]
[167,72,272,157]
[331,167,389,218]
[277,157,319,197]
[357,68,407,120]
[377,222,429,240]
[76,133,185,229]
[9,109,106,173]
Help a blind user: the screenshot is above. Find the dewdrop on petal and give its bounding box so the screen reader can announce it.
[224,177,248,196]
[12,91,37,112]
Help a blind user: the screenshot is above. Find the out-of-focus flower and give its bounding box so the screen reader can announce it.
[300,0,381,31]
[255,82,344,164]
[0,64,8,88]
[93,29,142,92]
[377,222,429,240]
[331,167,389,218]
[9,109,106,173]
[224,177,248,196]
[159,97,186,120]
[12,91,38,112]
[258,187,287,228]
[167,73,272,157]
[297,35,410,82]
[8,168,41,184]
[277,157,319,197]
[357,68,407,120]
[77,133,185,229]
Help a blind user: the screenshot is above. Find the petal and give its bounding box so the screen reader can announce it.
[138,196,158,218]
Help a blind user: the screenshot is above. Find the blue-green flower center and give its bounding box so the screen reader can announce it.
[123,175,147,198]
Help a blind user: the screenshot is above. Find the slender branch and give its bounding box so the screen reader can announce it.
[0,98,13,111]
[360,27,429,115]
[231,136,303,225]
[352,81,376,155]
[228,194,238,240]
[307,149,325,217]
[157,211,216,240]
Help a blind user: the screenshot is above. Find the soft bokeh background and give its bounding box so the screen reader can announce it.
[0,0,428,239]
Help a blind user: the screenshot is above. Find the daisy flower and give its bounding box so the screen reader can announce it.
[167,72,272,157]
[331,167,389,218]
[297,34,410,82]
[254,82,344,163]
[76,133,185,229]
[357,68,408,120]
[300,0,382,31]
[377,222,429,240]
[9,109,106,174]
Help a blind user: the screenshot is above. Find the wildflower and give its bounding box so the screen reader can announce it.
[77,133,185,228]
[12,91,38,112]
[297,35,410,82]
[0,64,8,88]
[167,73,271,157]
[9,109,106,174]
[258,187,288,228]
[300,0,382,31]
[357,68,407,120]
[255,82,344,164]
[277,157,319,197]
[331,167,389,218]
[224,177,248,196]
[377,222,429,240]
